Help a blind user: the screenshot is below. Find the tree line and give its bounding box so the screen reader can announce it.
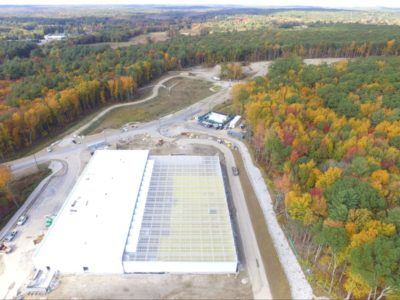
[1,24,400,160]
[233,56,400,299]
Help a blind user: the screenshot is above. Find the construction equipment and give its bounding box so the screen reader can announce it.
[232,166,239,176]
[0,242,12,254]
[33,234,44,245]
[4,230,17,242]
[45,215,54,228]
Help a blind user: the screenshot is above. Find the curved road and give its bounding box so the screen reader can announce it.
[72,72,218,136]
[0,153,82,299]
[1,58,346,299]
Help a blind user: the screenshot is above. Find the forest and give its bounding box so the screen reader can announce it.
[232,56,400,299]
[1,24,400,161]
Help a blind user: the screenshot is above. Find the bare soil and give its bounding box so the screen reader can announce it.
[43,273,252,300]
[90,31,169,49]
[232,150,292,299]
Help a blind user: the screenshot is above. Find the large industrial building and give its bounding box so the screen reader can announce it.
[34,150,237,274]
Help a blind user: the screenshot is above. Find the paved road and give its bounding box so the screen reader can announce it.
[72,72,220,137]
[6,71,230,173]
[0,161,65,241]
[0,153,82,299]
[5,58,345,172]
[177,138,272,299]
[1,58,346,299]
[182,122,315,299]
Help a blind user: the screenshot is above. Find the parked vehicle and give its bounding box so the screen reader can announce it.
[50,140,60,147]
[17,215,28,226]
[4,230,17,242]
[232,166,239,176]
[228,130,244,139]
[46,147,53,152]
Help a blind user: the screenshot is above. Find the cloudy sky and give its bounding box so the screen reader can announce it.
[1,0,400,8]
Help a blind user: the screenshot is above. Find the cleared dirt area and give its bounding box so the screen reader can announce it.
[128,31,169,46]
[43,273,252,300]
[83,77,216,135]
[232,150,292,299]
[90,31,169,49]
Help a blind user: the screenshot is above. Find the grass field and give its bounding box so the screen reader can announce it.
[90,31,169,49]
[213,99,236,115]
[82,77,216,135]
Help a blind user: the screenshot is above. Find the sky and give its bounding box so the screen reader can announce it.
[0,0,400,8]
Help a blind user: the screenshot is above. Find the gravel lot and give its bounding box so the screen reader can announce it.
[39,273,252,300]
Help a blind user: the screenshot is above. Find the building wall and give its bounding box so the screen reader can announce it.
[123,261,237,274]
[34,255,125,274]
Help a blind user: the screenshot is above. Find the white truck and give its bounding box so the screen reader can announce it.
[228,115,241,129]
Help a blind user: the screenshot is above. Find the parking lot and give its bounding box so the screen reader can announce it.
[0,154,82,299]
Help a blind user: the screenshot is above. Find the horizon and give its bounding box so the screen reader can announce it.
[1,1,400,9]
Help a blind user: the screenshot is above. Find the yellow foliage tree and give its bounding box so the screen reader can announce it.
[0,165,11,189]
[349,220,395,248]
[370,169,390,196]
[335,60,349,72]
[315,167,343,190]
[344,270,371,299]
[284,191,314,224]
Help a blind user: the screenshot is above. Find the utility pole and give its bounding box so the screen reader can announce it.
[103,131,108,144]
[158,118,162,134]
[33,153,40,170]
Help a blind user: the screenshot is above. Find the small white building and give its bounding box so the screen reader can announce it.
[199,112,230,128]
[44,34,66,41]
[228,115,241,129]
[208,112,228,124]
[34,150,237,274]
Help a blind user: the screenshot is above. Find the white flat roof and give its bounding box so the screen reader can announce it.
[229,115,241,127]
[34,150,237,274]
[34,150,149,273]
[208,112,228,124]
